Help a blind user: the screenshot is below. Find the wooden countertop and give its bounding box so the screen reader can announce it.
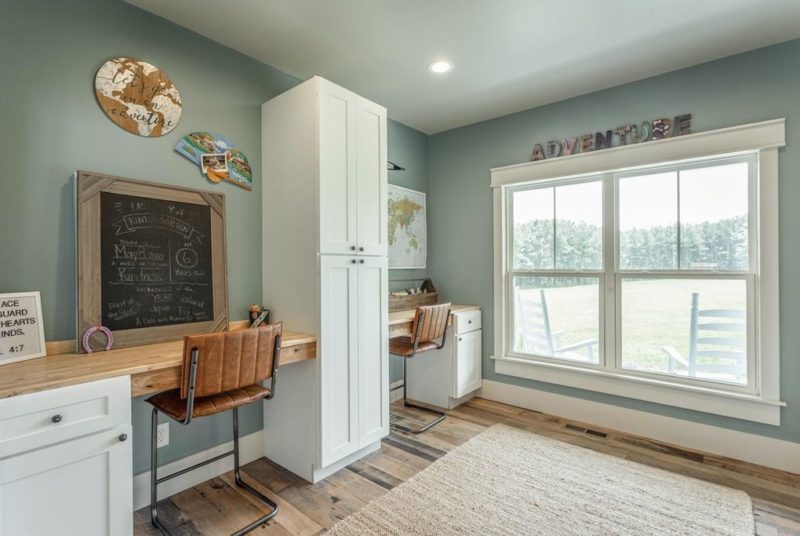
[0,305,479,400]
[0,327,316,400]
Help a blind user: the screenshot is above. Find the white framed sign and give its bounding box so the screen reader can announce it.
[0,291,46,365]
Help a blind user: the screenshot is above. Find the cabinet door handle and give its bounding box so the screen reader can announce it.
[351,259,357,264]
[359,259,365,264]
[458,337,463,341]
[351,245,357,251]
[51,414,63,424]
[358,246,364,252]
[118,433,128,442]
[468,320,472,324]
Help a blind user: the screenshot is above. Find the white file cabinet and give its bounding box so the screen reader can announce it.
[406,308,482,409]
[0,376,133,536]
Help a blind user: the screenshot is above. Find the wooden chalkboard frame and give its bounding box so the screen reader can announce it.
[76,170,228,351]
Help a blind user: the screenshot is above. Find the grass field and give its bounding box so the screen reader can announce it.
[515,278,747,381]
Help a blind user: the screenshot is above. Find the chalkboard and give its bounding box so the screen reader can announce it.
[77,171,228,350]
[100,192,214,330]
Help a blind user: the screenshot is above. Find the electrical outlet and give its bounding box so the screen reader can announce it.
[156,422,169,448]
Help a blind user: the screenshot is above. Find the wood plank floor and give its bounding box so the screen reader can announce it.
[134,398,800,535]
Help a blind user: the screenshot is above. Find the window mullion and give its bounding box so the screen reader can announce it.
[602,174,616,372]
[552,187,557,270]
[677,170,682,270]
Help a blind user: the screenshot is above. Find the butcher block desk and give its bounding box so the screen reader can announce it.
[0,322,317,399]
[0,306,475,399]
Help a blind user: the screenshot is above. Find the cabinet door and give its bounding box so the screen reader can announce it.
[454,330,482,399]
[354,99,387,257]
[0,425,133,536]
[320,255,359,466]
[357,256,389,446]
[319,83,358,255]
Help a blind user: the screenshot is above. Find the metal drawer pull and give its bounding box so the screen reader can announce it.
[351,259,357,264]
[468,320,472,324]
[51,414,63,424]
[359,246,364,251]
[118,433,128,442]
[458,337,463,341]
[351,246,357,250]
[359,259,365,264]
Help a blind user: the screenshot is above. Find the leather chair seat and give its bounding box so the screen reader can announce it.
[389,336,439,357]
[147,384,272,421]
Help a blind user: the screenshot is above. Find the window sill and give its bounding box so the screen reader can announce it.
[492,355,784,425]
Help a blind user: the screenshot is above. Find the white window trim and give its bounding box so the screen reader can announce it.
[491,118,785,425]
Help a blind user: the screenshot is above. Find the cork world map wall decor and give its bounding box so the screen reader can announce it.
[94,57,182,137]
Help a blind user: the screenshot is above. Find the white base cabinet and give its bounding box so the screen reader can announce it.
[407,309,482,409]
[0,376,133,536]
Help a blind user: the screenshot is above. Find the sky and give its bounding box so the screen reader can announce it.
[513,162,749,230]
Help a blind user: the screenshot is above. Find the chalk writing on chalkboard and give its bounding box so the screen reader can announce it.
[100,192,214,331]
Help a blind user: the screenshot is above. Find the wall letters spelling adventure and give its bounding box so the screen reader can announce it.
[100,192,214,331]
[530,114,692,161]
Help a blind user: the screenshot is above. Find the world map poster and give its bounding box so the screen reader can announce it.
[388,185,427,268]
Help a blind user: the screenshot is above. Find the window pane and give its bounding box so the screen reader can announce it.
[555,181,602,270]
[680,163,749,270]
[618,172,678,270]
[513,276,600,364]
[620,278,747,385]
[512,187,553,269]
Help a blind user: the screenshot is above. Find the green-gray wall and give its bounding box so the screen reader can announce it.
[428,38,800,443]
[0,0,428,474]
[387,120,430,383]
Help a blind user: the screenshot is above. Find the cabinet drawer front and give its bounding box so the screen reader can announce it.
[0,376,130,459]
[455,310,481,334]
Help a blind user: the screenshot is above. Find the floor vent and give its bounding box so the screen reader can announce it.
[564,423,608,439]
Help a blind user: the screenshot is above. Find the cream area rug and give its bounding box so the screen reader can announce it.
[328,424,753,535]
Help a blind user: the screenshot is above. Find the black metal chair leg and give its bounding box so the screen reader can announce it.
[230,407,279,536]
[150,407,173,536]
[391,357,446,434]
[149,406,279,536]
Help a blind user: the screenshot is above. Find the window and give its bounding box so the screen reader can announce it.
[510,179,602,364]
[507,156,754,387]
[615,159,753,386]
[492,119,784,425]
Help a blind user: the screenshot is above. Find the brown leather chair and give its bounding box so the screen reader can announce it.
[146,323,282,536]
[390,303,452,433]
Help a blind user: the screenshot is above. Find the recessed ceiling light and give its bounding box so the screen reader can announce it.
[428,60,453,74]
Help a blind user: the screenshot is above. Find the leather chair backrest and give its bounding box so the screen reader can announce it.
[411,303,451,344]
[180,323,282,399]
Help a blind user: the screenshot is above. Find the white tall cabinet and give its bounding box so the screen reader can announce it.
[261,76,389,482]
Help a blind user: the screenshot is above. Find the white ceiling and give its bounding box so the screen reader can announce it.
[126,0,800,134]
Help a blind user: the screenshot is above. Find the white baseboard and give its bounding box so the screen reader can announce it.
[311,440,381,482]
[133,430,265,511]
[479,379,800,474]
